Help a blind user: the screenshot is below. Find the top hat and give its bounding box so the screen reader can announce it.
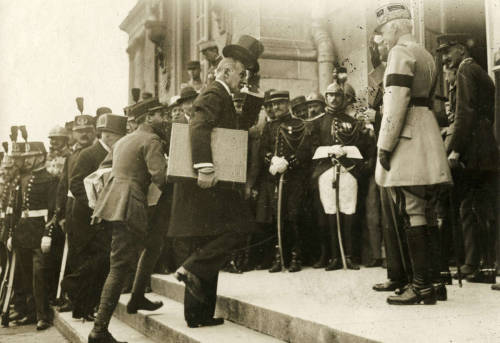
[269,90,290,102]
[129,98,161,121]
[374,3,411,33]
[223,35,264,71]
[96,114,128,136]
[291,95,307,110]
[176,87,198,105]
[73,115,95,131]
[436,33,474,53]
[187,61,201,70]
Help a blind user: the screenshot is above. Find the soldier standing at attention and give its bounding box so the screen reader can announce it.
[7,140,57,330]
[260,90,314,273]
[374,3,452,305]
[437,34,498,284]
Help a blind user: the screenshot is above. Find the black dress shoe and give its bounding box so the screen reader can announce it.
[387,285,437,305]
[491,283,500,291]
[127,295,163,314]
[346,258,360,270]
[466,270,496,284]
[268,261,282,273]
[325,258,342,271]
[187,317,224,328]
[365,258,383,268]
[88,330,127,343]
[175,269,206,304]
[57,300,72,313]
[372,280,406,292]
[36,320,51,331]
[16,315,36,326]
[225,261,243,274]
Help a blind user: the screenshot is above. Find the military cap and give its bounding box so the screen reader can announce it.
[96,114,127,136]
[233,92,246,102]
[48,125,69,138]
[223,35,264,71]
[128,98,161,120]
[290,95,307,110]
[187,61,201,70]
[436,33,474,53]
[264,89,276,104]
[375,3,411,33]
[96,106,112,118]
[199,40,218,52]
[23,142,46,156]
[177,86,198,105]
[269,90,290,102]
[73,115,95,131]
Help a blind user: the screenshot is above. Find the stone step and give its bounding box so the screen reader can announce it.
[114,293,284,343]
[150,274,375,343]
[54,310,154,343]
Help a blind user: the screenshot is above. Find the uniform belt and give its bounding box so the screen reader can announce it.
[21,209,48,220]
[67,190,75,198]
[409,97,430,108]
[6,206,13,214]
[0,212,4,219]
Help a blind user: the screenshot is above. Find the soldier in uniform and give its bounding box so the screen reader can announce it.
[259,90,314,273]
[7,141,58,330]
[63,114,127,321]
[290,95,308,120]
[200,40,223,85]
[186,61,204,92]
[312,81,376,270]
[88,101,167,343]
[305,92,326,121]
[168,36,263,328]
[374,3,452,305]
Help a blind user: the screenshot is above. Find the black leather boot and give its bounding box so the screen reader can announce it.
[288,249,302,273]
[427,226,447,301]
[325,258,342,271]
[387,226,437,305]
[269,247,282,273]
[313,242,328,269]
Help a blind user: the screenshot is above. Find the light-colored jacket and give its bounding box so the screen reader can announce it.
[375,34,452,187]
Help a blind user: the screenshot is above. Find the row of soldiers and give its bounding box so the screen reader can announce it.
[0,9,498,342]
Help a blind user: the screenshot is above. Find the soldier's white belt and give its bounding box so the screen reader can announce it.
[21,209,48,220]
[6,206,13,214]
[67,190,75,199]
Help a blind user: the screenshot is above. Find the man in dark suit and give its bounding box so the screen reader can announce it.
[63,114,126,321]
[88,103,167,343]
[438,34,498,283]
[168,40,262,327]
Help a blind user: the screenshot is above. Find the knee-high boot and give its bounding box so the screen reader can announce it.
[288,222,302,273]
[326,215,342,271]
[426,226,447,301]
[342,214,359,270]
[387,226,436,305]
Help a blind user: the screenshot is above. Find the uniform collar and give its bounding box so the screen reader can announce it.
[98,139,111,153]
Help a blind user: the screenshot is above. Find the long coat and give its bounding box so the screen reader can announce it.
[446,58,498,171]
[168,81,259,237]
[375,34,452,187]
[68,141,109,253]
[92,124,167,239]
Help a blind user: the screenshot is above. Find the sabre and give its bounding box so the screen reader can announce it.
[1,252,15,327]
[276,173,286,272]
[448,191,462,287]
[0,250,10,306]
[333,160,347,270]
[56,232,69,300]
[387,188,411,284]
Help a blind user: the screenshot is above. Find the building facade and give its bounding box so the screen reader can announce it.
[120,0,499,107]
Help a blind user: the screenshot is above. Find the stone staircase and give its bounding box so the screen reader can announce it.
[54,272,375,343]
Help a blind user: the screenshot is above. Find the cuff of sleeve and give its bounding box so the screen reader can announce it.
[193,162,214,169]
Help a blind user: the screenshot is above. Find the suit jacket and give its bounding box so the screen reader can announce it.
[68,141,109,252]
[446,58,498,171]
[92,124,167,238]
[375,34,452,187]
[168,80,256,237]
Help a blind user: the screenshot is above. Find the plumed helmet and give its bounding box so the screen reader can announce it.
[344,83,356,102]
[325,81,344,96]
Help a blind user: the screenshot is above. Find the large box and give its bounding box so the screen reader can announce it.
[167,123,248,184]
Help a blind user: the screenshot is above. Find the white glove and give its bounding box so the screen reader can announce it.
[41,236,52,253]
[363,108,376,122]
[269,156,288,175]
[7,237,12,252]
[330,146,347,158]
[275,157,288,174]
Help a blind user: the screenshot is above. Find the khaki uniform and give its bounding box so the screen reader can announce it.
[375,34,452,226]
